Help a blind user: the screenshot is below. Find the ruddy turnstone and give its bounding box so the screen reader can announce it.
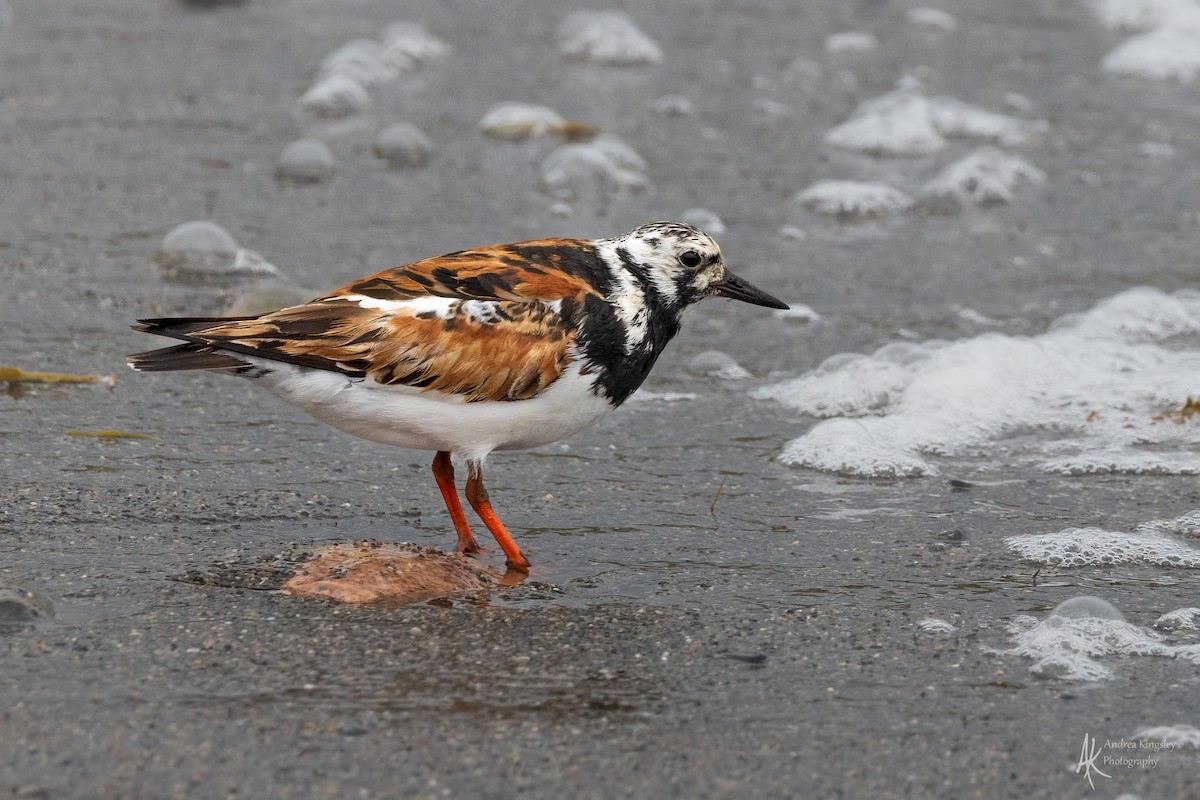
[130,221,787,572]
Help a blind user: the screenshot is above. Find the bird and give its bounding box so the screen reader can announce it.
[129,221,788,573]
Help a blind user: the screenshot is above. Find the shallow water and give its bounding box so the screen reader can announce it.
[3,0,1200,797]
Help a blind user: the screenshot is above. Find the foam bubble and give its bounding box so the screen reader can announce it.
[155,221,280,284]
[1006,514,1200,568]
[752,98,793,121]
[824,89,945,156]
[755,288,1200,478]
[275,139,335,183]
[825,32,878,54]
[160,220,235,260]
[825,85,1043,157]
[380,22,450,65]
[1138,141,1177,158]
[628,390,697,404]
[1090,0,1200,82]
[558,10,662,66]
[318,39,398,88]
[773,303,821,323]
[756,343,940,418]
[480,102,566,140]
[1042,449,1200,476]
[1051,596,1126,621]
[1153,607,1200,630]
[906,7,958,32]
[929,97,1042,145]
[688,351,751,380]
[921,147,1045,207]
[1130,510,1200,538]
[679,208,726,234]
[795,180,913,219]
[777,419,939,477]
[652,94,695,116]
[300,74,372,118]
[1090,0,1200,33]
[372,123,432,168]
[1103,28,1200,81]
[918,618,957,634]
[1132,724,1200,748]
[539,133,648,200]
[956,308,1002,326]
[300,23,448,118]
[991,596,1200,681]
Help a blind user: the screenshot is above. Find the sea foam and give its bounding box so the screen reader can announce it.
[991,596,1200,681]
[755,288,1200,477]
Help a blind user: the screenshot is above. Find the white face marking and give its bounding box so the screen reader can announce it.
[595,239,648,354]
[595,222,726,323]
[612,234,683,304]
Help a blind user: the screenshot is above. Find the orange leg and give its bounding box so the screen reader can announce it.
[465,460,531,572]
[432,451,479,555]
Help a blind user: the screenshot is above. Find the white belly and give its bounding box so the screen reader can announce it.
[244,359,614,460]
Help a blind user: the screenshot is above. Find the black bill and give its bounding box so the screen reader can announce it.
[711,270,789,310]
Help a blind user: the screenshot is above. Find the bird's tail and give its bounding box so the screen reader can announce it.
[127,343,250,372]
[128,316,254,373]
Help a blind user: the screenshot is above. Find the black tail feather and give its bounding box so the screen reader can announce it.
[127,343,251,373]
[130,316,260,373]
[133,315,257,338]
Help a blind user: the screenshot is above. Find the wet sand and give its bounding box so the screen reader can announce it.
[3,1,1199,797]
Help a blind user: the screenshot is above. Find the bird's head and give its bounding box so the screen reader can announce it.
[603,221,788,314]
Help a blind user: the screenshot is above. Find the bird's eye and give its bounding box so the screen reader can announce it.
[679,250,702,268]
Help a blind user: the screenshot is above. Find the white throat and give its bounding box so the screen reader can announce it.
[595,238,650,354]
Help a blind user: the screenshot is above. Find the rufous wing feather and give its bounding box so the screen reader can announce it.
[131,238,607,402]
[326,239,604,304]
